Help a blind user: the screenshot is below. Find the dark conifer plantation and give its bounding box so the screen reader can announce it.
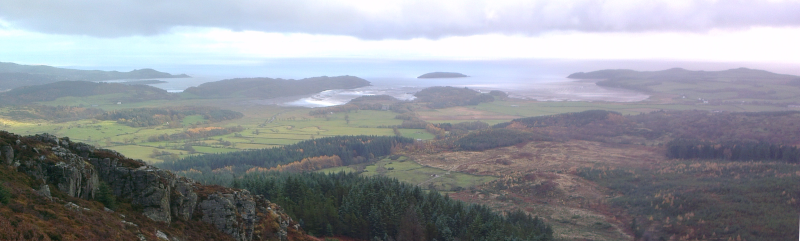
[157,135,414,173]
[234,172,553,241]
[666,138,800,163]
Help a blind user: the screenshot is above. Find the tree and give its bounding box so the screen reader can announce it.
[0,184,10,204]
[397,206,424,241]
[95,182,116,210]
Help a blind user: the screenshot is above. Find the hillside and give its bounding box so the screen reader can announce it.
[0,132,308,241]
[0,132,555,241]
[414,86,495,108]
[309,95,405,115]
[0,62,189,91]
[0,81,177,106]
[415,109,800,240]
[417,72,469,78]
[568,68,800,104]
[182,75,371,99]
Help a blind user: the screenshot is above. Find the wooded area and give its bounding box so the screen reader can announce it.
[666,138,800,162]
[157,135,414,174]
[98,107,243,127]
[233,172,553,240]
[413,86,495,108]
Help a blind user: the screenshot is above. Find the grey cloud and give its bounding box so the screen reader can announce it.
[1,0,799,39]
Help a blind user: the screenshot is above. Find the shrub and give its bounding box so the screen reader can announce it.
[95,182,116,210]
[0,184,10,204]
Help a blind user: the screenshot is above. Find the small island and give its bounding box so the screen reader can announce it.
[417,72,469,78]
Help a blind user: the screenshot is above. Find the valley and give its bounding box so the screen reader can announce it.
[2,65,799,240]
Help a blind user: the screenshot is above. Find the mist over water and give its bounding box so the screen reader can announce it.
[99,59,800,107]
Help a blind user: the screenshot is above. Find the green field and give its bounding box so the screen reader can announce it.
[397,129,435,140]
[0,102,408,163]
[181,115,206,126]
[2,87,795,165]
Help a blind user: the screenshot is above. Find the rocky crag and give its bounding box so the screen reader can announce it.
[0,131,306,241]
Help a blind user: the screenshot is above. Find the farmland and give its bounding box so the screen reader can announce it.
[2,70,800,240]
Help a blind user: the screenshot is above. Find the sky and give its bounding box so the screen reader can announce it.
[1,0,800,67]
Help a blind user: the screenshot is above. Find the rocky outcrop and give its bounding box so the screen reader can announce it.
[1,145,13,165]
[16,135,99,200]
[88,157,177,223]
[200,192,255,240]
[0,132,301,241]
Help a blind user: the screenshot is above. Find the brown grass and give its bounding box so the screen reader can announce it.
[405,140,667,240]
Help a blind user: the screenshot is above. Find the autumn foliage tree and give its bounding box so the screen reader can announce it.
[246,155,343,173]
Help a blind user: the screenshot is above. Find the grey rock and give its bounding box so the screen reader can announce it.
[37,184,52,200]
[19,152,99,199]
[3,133,296,241]
[71,142,95,158]
[122,220,138,227]
[1,145,12,165]
[33,133,59,146]
[156,230,169,240]
[64,202,89,211]
[171,179,198,221]
[65,202,81,211]
[199,191,258,241]
[88,158,174,223]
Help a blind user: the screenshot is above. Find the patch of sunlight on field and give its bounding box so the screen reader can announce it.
[0,118,35,128]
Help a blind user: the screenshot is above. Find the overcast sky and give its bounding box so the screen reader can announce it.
[1,0,800,67]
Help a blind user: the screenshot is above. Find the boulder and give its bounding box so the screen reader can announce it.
[88,158,174,223]
[18,149,99,199]
[199,190,262,241]
[1,145,12,165]
[37,184,52,200]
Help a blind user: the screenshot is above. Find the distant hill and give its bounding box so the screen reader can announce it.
[414,86,494,108]
[121,79,168,85]
[182,75,370,99]
[568,68,800,83]
[568,67,800,103]
[417,72,469,78]
[0,81,176,106]
[0,61,189,90]
[308,94,405,116]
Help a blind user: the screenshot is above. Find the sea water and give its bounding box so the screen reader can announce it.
[96,59,800,108]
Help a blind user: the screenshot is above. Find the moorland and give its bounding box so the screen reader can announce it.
[1,62,799,240]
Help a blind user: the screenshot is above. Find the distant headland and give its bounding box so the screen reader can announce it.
[0,61,189,90]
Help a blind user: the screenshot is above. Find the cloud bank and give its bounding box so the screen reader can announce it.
[1,0,799,39]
